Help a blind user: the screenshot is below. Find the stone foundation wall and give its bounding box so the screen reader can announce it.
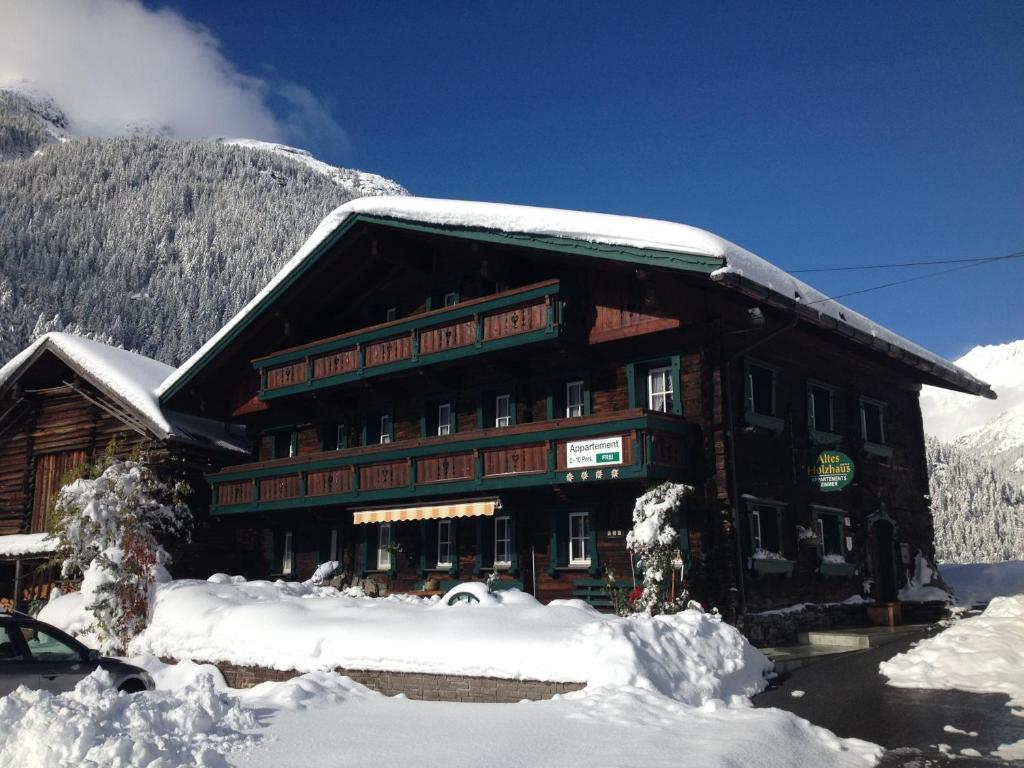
[174,659,584,703]
[741,602,869,647]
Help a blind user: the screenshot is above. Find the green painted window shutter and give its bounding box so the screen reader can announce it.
[508,511,519,576]
[626,363,637,408]
[448,519,460,577]
[587,524,601,576]
[359,526,370,578]
[548,511,569,575]
[417,520,429,576]
[670,355,682,415]
[474,517,494,575]
[271,529,285,574]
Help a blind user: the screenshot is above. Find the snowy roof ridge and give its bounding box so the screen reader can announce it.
[158,196,994,400]
[0,332,247,454]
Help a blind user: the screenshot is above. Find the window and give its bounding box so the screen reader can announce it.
[0,626,23,661]
[815,511,844,558]
[860,398,885,444]
[335,425,346,451]
[494,516,511,567]
[647,367,674,413]
[379,414,393,444]
[569,512,590,565]
[281,530,294,575]
[437,403,452,436]
[495,395,511,428]
[566,381,584,418]
[808,382,835,434]
[437,520,453,567]
[443,292,459,307]
[377,523,392,570]
[385,307,397,322]
[23,628,82,662]
[272,430,296,459]
[746,364,776,416]
[749,504,781,554]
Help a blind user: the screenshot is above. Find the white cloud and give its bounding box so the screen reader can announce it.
[0,0,346,147]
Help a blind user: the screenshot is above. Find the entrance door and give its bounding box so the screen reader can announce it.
[873,518,898,602]
[31,450,88,532]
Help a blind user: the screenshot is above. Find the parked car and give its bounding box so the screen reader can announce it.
[0,609,154,696]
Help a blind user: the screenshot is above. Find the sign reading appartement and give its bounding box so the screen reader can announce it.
[566,436,624,469]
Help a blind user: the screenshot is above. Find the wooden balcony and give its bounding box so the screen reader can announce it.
[253,280,564,401]
[208,409,700,515]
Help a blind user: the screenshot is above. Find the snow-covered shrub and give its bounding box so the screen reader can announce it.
[50,452,191,652]
[625,482,692,616]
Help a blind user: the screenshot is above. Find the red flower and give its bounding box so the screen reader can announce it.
[627,587,643,605]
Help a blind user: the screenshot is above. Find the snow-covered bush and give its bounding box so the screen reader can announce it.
[624,482,691,616]
[50,451,191,652]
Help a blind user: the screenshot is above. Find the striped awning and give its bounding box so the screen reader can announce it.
[352,499,497,525]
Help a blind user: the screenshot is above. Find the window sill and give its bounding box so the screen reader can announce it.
[810,430,842,446]
[863,442,893,460]
[751,558,795,577]
[819,561,857,577]
[744,411,785,434]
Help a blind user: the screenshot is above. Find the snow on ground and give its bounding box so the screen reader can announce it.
[941,560,1024,606]
[0,532,54,557]
[42,575,771,702]
[22,576,885,766]
[880,595,1024,760]
[0,668,259,768]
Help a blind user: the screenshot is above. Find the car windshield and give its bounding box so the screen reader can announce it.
[23,627,82,662]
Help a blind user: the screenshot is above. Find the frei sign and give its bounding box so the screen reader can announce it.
[566,436,623,469]
[810,450,854,492]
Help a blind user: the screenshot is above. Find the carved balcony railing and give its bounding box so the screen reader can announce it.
[253,280,564,401]
[208,409,699,515]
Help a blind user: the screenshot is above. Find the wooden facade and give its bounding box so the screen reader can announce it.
[157,208,989,619]
[0,340,245,609]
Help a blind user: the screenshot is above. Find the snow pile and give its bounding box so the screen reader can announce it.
[898,551,952,603]
[941,560,1024,606]
[42,575,770,704]
[0,532,54,557]
[0,669,258,768]
[880,595,1024,706]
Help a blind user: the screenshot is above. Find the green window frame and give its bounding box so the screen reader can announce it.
[318,527,341,565]
[362,410,394,445]
[478,389,517,429]
[546,375,592,420]
[747,500,785,555]
[319,422,348,452]
[812,508,845,558]
[859,397,891,458]
[422,399,457,437]
[807,379,841,444]
[744,358,784,433]
[268,428,297,459]
[626,356,682,416]
[272,528,294,575]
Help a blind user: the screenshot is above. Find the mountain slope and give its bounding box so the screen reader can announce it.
[921,339,1024,563]
[0,87,406,366]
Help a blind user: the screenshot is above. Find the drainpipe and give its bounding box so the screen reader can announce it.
[721,314,798,624]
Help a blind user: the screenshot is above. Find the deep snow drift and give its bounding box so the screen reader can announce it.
[42,576,771,703]
[5,599,882,768]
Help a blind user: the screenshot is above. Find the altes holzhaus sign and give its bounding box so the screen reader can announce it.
[810,450,854,492]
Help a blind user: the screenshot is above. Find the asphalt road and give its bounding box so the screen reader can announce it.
[753,627,1024,767]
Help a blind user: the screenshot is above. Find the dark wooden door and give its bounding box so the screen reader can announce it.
[31,450,87,533]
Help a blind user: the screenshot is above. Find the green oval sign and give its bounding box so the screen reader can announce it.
[811,450,854,492]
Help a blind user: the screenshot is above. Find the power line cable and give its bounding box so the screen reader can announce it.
[790,250,1024,273]
[804,250,1024,306]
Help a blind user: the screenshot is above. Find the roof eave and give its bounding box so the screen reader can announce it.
[711,271,996,400]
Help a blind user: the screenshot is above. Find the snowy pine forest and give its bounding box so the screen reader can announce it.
[0,87,406,365]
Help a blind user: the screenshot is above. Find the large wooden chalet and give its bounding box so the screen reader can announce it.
[155,198,993,618]
[0,333,247,609]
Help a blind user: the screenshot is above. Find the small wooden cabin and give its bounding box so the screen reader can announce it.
[158,198,992,618]
[0,333,247,609]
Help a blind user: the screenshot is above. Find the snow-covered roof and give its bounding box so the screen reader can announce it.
[0,333,247,454]
[159,197,994,400]
[0,533,55,558]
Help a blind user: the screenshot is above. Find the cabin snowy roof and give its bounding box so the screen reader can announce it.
[0,333,248,454]
[0,533,55,558]
[159,197,995,401]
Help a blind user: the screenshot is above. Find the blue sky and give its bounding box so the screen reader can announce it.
[151,1,1021,359]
